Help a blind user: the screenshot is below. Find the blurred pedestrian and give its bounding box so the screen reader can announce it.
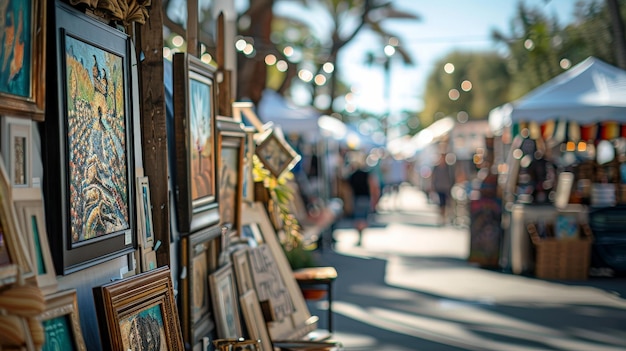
[432,153,453,226]
[346,152,379,246]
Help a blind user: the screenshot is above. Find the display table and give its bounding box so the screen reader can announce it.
[294,267,337,333]
[507,204,587,275]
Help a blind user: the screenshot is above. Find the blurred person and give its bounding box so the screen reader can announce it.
[381,153,406,210]
[346,152,380,246]
[432,153,454,226]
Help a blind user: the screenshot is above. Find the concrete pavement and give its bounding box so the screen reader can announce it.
[306,184,626,351]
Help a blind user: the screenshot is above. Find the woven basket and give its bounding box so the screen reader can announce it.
[529,223,593,280]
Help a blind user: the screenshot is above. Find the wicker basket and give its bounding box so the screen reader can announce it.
[528,223,593,280]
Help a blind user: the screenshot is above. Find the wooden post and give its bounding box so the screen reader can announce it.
[136,0,170,268]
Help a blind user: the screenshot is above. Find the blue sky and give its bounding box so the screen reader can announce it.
[274,0,583,116]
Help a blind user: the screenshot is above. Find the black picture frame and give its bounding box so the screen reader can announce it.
[173,52,220,234]
[42,2,135,274]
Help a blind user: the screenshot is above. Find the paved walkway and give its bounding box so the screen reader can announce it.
[307,184,626,351]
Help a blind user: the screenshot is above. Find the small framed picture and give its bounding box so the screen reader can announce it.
[93,266,184,351]
[239,289,273,351]
[217,117,245,236]
[36,289,87,351]
[231,247,254,295]
[137,176,155,250]
[1,116,32,188]
[180,225,221,346]
[209,263,243,339]
[254,128,300,178]
[13,193,57,294]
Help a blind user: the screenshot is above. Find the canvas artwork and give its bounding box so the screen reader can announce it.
[189,76,215,203]
[64,34,129,243]
[119,304,167,351]
[219,146,238,229]
[0,0,32,98]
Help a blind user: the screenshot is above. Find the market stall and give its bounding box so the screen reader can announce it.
[495,56,626,278]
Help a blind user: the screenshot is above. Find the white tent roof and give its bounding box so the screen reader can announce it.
[509,56,626,123]
[257,89,321,137]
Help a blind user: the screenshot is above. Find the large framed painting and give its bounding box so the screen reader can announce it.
[173,52,220,234]
[37,289,87,351]
[42,3,135,274]
[93,266,184,351]
[179,224,221,347]
[217,117,245,237]
[209,262,243,339]
[0,0,46,119]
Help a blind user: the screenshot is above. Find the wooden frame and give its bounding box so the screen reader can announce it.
[241,202,316,340]
[240,289,273,351]
[1,116,32,188]
[248,244,294,322]
[231,247,255,295]
[0,154,32,283]
[136,176,155,250]
[217,117,245,237]
[43,2,135,274]
[0,0,46,119]
[173,52,220,234]
[93,266,184,351]
[254,128,300,178]
[36,289,87,351]
[209,262,243,339]
[13,193,57,294]
[180,225,221,346]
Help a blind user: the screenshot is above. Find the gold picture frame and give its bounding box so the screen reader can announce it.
[93,266,185,351]
[36,289,87,351]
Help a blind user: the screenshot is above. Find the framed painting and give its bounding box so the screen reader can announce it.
[248,244,294,322]
[242,126,257,203]
[93,266,184,351]
[173,52,220,235]
[37,289,87,351]
[241,202,316,340]
[42,3,135,274]
[180,224,221,346]
[1,116,32,188]
[254,128,301,178]
[136,176,155,250]
[13,193,57,294]
[209,262,243,339]
[231,247,254,295]
[240,289,273,351]
[0,154,32,281]
[217,117,245,237]
[0,0,46,119]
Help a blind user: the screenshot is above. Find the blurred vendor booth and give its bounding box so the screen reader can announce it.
[491,56,626,279]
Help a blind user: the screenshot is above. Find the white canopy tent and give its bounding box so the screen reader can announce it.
[490,56,626,132]
[257,89,321,140]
